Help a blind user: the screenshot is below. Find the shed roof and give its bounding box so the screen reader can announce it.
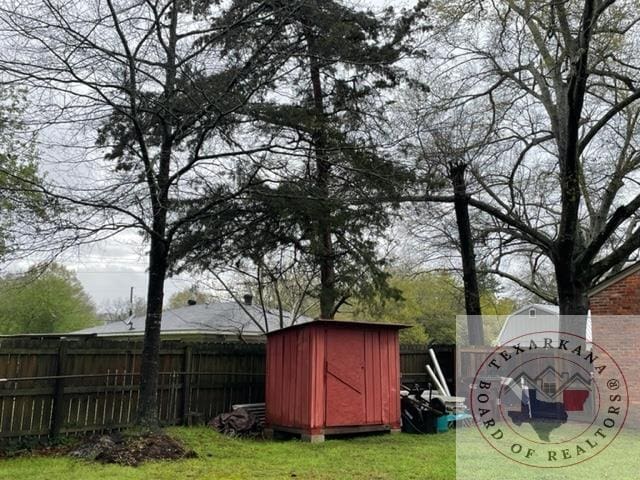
[72,301,313,337]
[266,319,409,335]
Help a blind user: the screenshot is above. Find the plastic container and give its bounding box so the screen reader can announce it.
[435,414,456,433]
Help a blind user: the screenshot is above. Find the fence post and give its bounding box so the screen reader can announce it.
[50,340,68,438]
[181,345,192,425]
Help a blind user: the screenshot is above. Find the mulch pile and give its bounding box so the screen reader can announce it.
[68,432,197,466]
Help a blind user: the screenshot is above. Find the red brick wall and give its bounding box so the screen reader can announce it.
[590,268,640,315]
[590,269,640,426]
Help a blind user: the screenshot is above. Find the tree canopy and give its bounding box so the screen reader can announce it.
[0,263,99,334]
[404,0,640,326]
[167,287,216,310]
[0,0,311,427]
[0,86,46,258]
[170,0,430,318]
[4,0,640,431]
[346,271,516,345]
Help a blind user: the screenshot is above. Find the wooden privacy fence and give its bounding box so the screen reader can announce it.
[457,346,494,382]
[0,336,455,443]
[399,344,456,393]
[0,337,265,443]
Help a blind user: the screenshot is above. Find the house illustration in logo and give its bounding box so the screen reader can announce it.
[504,367,593,440]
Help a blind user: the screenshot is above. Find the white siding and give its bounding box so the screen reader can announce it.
[497,304,560,346]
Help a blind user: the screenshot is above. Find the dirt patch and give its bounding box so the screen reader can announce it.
[69,432,197,466]
[0,438,78,459]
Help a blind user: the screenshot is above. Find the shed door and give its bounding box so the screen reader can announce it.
[325,328,366,427]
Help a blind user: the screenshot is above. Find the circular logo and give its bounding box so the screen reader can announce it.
[470,331,628,468]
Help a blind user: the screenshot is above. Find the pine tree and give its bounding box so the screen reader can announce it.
[173,1,430,318]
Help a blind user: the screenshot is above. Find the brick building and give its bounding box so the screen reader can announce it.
[589,262,640,426]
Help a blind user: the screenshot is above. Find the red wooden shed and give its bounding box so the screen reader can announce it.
[265,320,406,442]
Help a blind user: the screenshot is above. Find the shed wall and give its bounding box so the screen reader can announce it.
[364,328,400,427]
[266,322,401,434]
[265,326,313,429]
[309,325,326,431]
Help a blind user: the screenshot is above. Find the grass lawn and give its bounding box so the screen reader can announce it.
[456,424,640,480]
[2,425,636,479]
[0,428,455,480]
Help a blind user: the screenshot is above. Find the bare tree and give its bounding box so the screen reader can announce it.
[411,0,640,331]
[223,251,320,327]
[397,92,494,343]
[448,161,485,344]
[100,295,146,324]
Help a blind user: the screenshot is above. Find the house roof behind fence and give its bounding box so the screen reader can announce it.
[72,302,313,336]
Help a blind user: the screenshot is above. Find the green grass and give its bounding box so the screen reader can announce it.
[455,425,640,480]
[0,428,455,480]
[2,425,636,479]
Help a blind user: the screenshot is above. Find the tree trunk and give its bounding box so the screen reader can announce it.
[136,5,177,429]
[554,258,590,340]
[552,0,596,341]
[317,198,336,319]
[449,162,484,345]
[308,35,336,319]
[136,230,168,429]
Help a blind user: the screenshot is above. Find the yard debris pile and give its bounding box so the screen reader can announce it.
[210,408,262,438]
[69,432,197,466]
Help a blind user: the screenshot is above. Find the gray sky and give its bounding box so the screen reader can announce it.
[57,231,193,310]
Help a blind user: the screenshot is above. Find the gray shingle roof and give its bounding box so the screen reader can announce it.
[72,302,312,336]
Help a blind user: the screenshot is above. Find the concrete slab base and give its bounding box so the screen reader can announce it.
[300,433,325,443]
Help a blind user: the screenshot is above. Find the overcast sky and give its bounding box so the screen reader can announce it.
[55,231,190,310]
